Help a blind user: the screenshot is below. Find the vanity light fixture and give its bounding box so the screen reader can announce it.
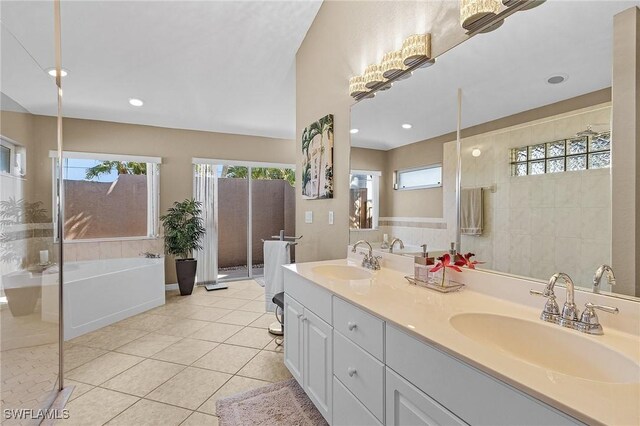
[502,0,546,11]
[128,98,144,107]
[460,0,501,31]
[349,75,367,98]
[402,123,413,129]
[349,32,432,101]
[460,0,544,35]
[472,148,482,157]
[350,128,359,134]
[381,50,406,80]
[401,34,432,67]
[363,64,386,89]
[46,67,68,77]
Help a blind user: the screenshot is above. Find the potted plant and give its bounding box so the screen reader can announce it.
[160,199,205,295]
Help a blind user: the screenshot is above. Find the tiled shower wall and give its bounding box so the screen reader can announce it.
[63,238,164,262]
[446,103,612,288]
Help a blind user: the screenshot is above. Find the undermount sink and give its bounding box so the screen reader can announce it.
[312,265,372,281]
[450,313,640,384]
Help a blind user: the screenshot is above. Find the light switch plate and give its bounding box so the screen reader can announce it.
[328,211,334,225]
[305,211,313,224]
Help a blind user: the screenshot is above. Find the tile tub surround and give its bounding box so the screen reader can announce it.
[284,259,640,425]
[63,238,163,262]
[60,280,291,425]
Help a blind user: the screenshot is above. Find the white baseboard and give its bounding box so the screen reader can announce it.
[165,283,179,291]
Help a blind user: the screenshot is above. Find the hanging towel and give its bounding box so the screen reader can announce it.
[461,188,484,236]
[264,241,291,312]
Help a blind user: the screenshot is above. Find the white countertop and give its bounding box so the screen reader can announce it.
[284,258,640,426]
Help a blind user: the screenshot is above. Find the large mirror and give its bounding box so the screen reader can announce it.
[350,1,639,298]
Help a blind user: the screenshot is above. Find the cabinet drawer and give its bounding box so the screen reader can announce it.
[386,325,581,426]
[334,330,385,422]
[284,268,332,324]
[334,376,382,426]
[333,296,384,360]
[386,367,465,426]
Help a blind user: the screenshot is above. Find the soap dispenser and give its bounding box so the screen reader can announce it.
[414,244,434,283]
[449,242,457,258]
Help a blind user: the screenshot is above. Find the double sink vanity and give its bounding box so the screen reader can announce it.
[282,248,640,425]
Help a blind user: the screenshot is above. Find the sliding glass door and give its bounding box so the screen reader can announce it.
[193,161,295,284]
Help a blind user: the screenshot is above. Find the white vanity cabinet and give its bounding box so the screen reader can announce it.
[283,272,333,423]
[284,267,582,426]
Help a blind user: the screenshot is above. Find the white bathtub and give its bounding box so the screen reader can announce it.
[57,257,165,340]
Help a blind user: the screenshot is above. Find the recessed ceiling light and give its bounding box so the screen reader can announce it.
[350,129,359,134]
[547,74,568,85]
[46,68,68,77]
[128,98,144,107]
[402,123,412,129]
[472,148,482,157]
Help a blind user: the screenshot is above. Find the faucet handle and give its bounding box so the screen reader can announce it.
[584,302,619,315]
[578,302,619,335]
[530,289,560,322]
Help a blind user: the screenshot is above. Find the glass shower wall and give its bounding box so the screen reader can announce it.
[0,2,63,422]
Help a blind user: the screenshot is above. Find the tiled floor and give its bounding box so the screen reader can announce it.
[60,280,290,425]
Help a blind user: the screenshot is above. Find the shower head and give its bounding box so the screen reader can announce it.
[576,125,598,138]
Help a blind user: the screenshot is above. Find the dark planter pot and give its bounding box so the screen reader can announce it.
[176,259,197,296]
[5,286,40,316]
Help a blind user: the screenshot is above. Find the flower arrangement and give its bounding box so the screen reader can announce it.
[429,252,484,287]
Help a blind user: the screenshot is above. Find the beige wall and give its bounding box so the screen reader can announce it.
[612,7,640,296]
[295,0,467,262]
[351,139,446,219]
[60,117,295,283]
[382,137,445,218]
[3,113,296,283]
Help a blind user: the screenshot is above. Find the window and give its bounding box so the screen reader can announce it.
[0,145,10,174]
[349,170,380,230]
[394,164,442,190]
[510,131,611,176]
[51,151,161,241]
[1,137,25,176]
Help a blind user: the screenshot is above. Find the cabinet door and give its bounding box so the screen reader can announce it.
[284,295,304,386]
[386,368,466,426]
[303,308,333,423]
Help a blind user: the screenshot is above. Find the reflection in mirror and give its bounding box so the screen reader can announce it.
[1,1,62,414]
[350,1,639,298]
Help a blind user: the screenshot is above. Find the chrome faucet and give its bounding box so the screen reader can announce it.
[592,264,616,293]
[549,272,579,327]
[531,272,618,335]
[388,238,405,253]
[351,240,381,270]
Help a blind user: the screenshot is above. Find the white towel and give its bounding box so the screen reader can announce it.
[461,188,484,236]
[263,241,291,312]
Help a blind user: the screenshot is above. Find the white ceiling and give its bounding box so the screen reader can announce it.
[0,0,322,139]
[351,0,640,151]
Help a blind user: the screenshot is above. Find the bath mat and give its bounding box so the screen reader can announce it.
[254,277,266,287]
[216,378,327,426]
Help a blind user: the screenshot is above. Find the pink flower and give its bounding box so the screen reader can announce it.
[429,253,463,273]
[456,252,485,269]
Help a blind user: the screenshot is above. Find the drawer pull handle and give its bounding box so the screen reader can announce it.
[347,367,357,377]
[347,322,357,331]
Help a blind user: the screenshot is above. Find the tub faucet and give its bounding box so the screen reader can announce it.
[141,252,161,259]
[592,265,616,293]
[389,238,405,253]
[351,240,381,270]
